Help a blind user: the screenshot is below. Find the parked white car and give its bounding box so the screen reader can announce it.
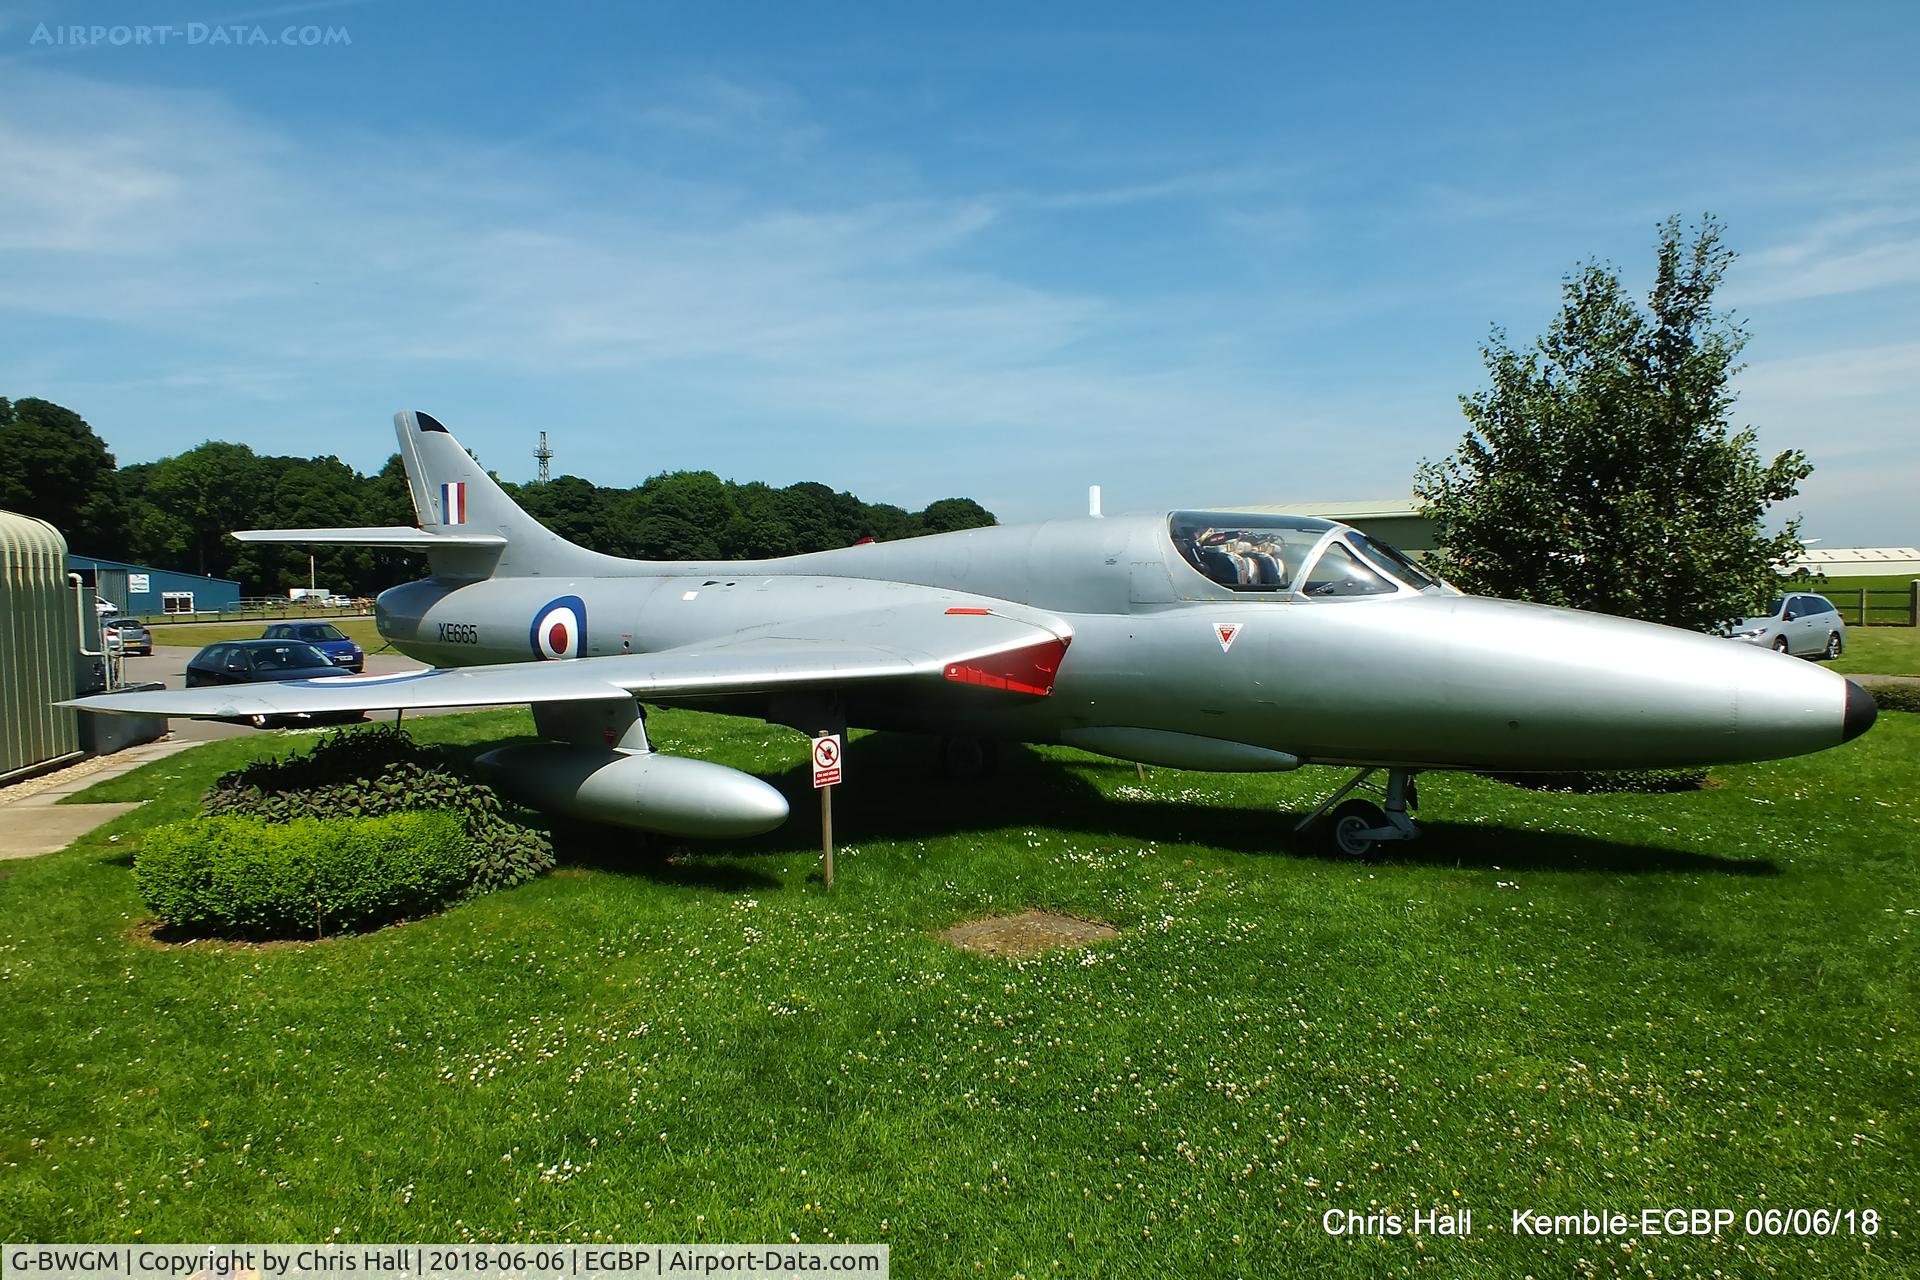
[94,595,120,616]
[1730,593,1846,659]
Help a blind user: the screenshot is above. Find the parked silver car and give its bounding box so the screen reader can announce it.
[101,616,153,656]
[1730,593,1846,659]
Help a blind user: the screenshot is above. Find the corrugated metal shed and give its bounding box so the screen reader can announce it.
[1,509,81,782]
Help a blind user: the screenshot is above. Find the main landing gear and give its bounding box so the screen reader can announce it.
[1295,767,1422,855]
[938,735,1001,780]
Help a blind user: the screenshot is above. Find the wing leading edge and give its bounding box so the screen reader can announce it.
[64,609,1072,721]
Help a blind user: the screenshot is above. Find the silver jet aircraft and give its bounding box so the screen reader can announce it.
[70,411,1878,853]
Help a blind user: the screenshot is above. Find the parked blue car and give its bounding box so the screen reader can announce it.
[262,621,365,672]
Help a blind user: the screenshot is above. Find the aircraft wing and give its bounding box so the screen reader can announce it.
[63,608,1072,720]
[232,526,508,548]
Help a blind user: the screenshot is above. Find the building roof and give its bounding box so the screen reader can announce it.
[1789,547,1920,577]
[1790,547,1920,567]
[64,553,240,587]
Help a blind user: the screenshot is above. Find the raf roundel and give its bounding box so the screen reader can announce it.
[530,595,588,660]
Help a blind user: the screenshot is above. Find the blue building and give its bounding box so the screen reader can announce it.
[65,554,241,616]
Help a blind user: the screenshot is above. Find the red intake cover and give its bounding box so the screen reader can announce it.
[943,637,1070,697]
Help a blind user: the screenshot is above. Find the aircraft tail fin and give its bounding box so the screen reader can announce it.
[391,410,613,579]
[233,412,614,578]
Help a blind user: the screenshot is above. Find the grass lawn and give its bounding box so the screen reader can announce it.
[1832,627,1920,677]
[3,708,1915,1277]
[140,617,387,651]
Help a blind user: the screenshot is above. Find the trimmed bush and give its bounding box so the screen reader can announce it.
[137,811,468,939]
[204,726,554,893]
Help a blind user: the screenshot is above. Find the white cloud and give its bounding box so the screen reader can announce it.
[1730,207,1920,304]
[0,66,1384,516]
[1740,340,1920,403]
[1,64,1913,537]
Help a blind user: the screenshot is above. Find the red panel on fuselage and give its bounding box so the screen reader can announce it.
[943,637,1071,697]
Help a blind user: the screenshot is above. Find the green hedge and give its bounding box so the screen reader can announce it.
[1867,683,1920,714]
[204,726,554,894]
[137,811,468,939]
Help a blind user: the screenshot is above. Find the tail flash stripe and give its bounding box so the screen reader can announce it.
[440,482,467,526]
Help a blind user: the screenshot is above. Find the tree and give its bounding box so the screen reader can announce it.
[620,470,734,560]
[0,397,126,550]
[234,455,376,594]
[144,442,265,578]
[917,497,997,535]
[1414,216,1810,632]
[360,453,423,590]
[510,475,620,553]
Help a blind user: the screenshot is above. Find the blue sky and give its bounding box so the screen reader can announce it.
[1,1,1915,542]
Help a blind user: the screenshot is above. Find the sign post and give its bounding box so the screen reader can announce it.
[811,733,842,887]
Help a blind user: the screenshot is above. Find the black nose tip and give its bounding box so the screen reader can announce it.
[1842,680,1878,743]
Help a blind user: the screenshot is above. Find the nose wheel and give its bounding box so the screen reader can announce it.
[1296,767,1422,854]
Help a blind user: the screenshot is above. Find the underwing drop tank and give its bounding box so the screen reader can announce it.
[476,744,790,837]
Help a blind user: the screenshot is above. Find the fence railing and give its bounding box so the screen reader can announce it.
[136,597,375,626]
[1828,584,1919,628]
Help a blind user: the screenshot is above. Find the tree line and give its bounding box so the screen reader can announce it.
[0,398,996,597]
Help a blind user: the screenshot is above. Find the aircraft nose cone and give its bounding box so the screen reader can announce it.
[1842,680,1879,743]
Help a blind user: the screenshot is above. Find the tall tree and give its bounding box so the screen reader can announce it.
[0,397,126,550]
[234,455,376,594]
[360,453,423,590]
[144,441,265,577]
[1415,216,1810,632]
[509,475,620,553]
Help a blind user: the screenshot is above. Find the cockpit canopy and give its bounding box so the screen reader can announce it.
[1168,511,1441,598]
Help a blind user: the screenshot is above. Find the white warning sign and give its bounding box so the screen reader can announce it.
[812,733,843,789]
[1214,622,1242,652]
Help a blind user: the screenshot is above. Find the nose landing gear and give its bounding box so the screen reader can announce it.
[1296,766,1422,855]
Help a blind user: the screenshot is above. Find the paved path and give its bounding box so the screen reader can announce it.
[0,740,196,860]
[0,645,459,859]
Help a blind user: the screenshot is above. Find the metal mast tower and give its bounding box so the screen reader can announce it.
[534,431,553,484]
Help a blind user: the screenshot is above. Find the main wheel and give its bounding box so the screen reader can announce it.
[938,736,1000,780]
[1824,631,1843,660]
[1772,636,1790,654]
[247,712,279,730]
[1329,799,1386,855]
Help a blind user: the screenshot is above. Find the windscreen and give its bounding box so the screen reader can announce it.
[249,644,335,671]
[1348,532,1438,589]
[1302,543,1397,596]
[296,624,346,641]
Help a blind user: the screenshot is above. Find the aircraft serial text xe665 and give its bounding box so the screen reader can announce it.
[71,411,1877,853]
